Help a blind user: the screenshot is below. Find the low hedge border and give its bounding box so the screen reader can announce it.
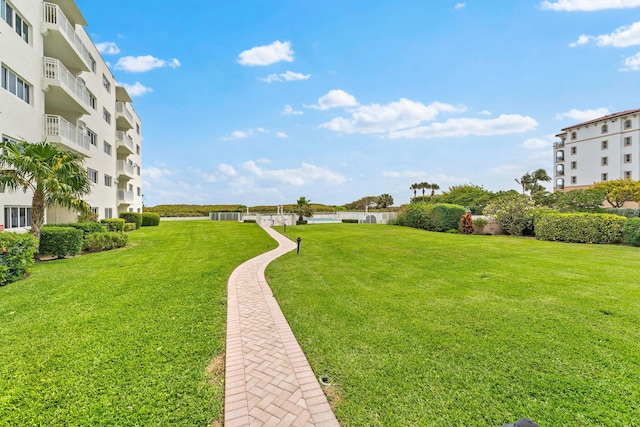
[101,218,125,232]
[141,212,161,226]
[119,212,142,229]
[535,212,626,244]
[0,232,37,286]
[39,227,84,258]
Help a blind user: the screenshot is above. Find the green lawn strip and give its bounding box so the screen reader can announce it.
[266,224,640,426]
[0,221,272,426]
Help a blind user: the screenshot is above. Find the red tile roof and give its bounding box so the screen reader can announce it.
[561,108,640,131]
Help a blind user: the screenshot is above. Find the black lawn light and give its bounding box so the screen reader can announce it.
[502,418,539,427]
[296,237,301,254]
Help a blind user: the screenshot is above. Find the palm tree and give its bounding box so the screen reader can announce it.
[376,194,394,209]
[419,182,430,198]
[293,196,313,222]
[515,172,534,195]
[410,183,420,199]
[0,140,91,239]
[516,169,551,196]
[429,183,440,199]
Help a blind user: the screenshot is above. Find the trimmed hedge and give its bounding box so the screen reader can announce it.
[0,232,37,286]
[342,219,359,224]
[43,222,106,235]
[606,208,640,218]
[402,202,467,232]
[141,212,161,226]
[120,212,143,229]
[101,218,125,232]
[124,223,137,232]
[623,218,640,246]
[39,227,83,258]
[82,232,129,253]
[535,213,626,244]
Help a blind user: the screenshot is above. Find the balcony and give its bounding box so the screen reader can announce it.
[117,189,134,205]
[44,115,91,156]
[555,178,565,191]
[42,3,92,73]
[553,141,565,149]
[42,57,90,115]
[117,160,135,180]
[116,131,135,155]
[555,150,565,163]
[116,102,134,130]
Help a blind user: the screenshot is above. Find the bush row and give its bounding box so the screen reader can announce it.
[119,212,142,229]
[43,222,106,235]
[39,227,84,258]
[101,218,125,232]
[0,233,37,286]
[141,212,161,226]
[82,232,128,252]
[400,203,467,233]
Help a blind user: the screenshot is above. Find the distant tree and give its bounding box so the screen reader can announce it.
[550,188,606,212]
[410,183,420,199]
[293,196,313,221]
[376,194,394,209]
[435,184,497,214]
[516,169,551,196]
[419,182,429,198]
[483,193,535,236]
[428,183,440,199]
[591,179,640,208]
[344,196,378,210]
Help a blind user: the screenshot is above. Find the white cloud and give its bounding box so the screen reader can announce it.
[189,167,218,183]
[143,165,176,180]
[454,3,466,9]
[261,70,311,83]
[282,105,303,115]
[306,89,358,110]
[623,52,640,70]
[320,99,465,134]
[242,161,347,186]
[523,137,552,149]
[114,55,181,73]
[555,108,610,121]
[96,42,120,55]
[218,163,237,177]
[276,132,289,138]
[222,128,270,140]
[492,164,521,174]
[479,110,492,116]
[238,40,294,66]
[121,82,153,97]
[571,22,640,48]
[540,0,640,11]
[387,114,538,139]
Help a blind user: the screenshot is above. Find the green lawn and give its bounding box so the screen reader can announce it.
[0,221,271,426]
[266,224,640,426]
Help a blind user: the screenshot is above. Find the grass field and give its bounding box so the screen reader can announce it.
[267,224,640,426]
[0,221,271,426]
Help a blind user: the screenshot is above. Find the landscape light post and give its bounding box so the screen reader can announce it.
[296,237,301,254]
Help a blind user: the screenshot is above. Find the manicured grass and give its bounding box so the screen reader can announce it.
[0,221,271,426]
[267,224,640,426]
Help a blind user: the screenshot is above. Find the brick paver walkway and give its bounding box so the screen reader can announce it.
[224,226,340,426]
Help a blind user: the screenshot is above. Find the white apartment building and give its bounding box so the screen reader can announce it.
[1,0,142,231]
[554,109,640,195]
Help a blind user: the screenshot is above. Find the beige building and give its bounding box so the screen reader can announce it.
[554,109,640,194]
[1,0,142,230]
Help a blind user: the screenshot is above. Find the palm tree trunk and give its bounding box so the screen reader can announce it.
[31,187,46,240]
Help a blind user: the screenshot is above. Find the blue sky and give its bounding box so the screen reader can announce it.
[76,0,640,207]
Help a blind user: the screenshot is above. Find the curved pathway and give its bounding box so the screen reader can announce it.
[224,226,340,426]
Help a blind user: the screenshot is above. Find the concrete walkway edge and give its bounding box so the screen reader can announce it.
[224,226,340,426]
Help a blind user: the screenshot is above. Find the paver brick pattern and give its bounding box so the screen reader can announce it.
[225,226,340,426]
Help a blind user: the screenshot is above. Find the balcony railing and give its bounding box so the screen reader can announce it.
[44,115,91,152]
[117,190,134,202]
[43,57,90,105]
[116,102,133,122]
[553,141,565,149]
[43,3,93,69]
[117,160,135,177]
[115,131,135,152]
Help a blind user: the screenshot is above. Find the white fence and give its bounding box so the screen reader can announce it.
[209,211,397,225]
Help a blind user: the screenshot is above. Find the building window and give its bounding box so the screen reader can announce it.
[1,65,31,104]
[571,131,577,140]
[91,207,99,217]
[102,74,111,93]
[88,92,97,110]
[570,146,577,155]
[601,124,608,134]
[89,55,96,73]
[136,165,141,176]
[601,157,608,166]
[3,206,32,229]
[571,176,577,184]
[601,140,608,150]
[571,161,577,170]
[136,144,140,155]
[136,123,140,135]
[103,141,112,156]
[103,108,111,124]
[137,186,141,196]
[625,171,632,179]
[2,1,29,43]
[104,208,113,219]
[601,173,608,181]
[625,119,632,129]
[104,174,112,187]
[87,128,97,146]
[625,136,632,146]
[87,168,98,183]
[624,154,632,164]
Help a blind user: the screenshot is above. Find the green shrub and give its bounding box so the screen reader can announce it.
[342,219,359,224]
[82,232,128,253]
[430,204,467,232]
[124,223,137,232]
[141,212,161,226]
[473,217,488,230]
[459,212,475,234]
[43,222,106,235]
[0,232,37,286]
[535,213,626,244]
[39,227,83,258]
[623,218,640,246]
[606,208,640,218]
[119,212,143,229]
[243,219,256,223]
[402,202,433,230]
[101,218,125,232]
[296,220,308,225]
[483,194,535,236]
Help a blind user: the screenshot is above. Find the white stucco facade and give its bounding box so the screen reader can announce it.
[554,109,640,195]
[1,0,142,230]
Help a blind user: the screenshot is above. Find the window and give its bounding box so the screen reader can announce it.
[103,141,112,156]
[601,124,608,134]
[625,136,632,146]
[1,65,31,104]
[3,206,32,229]
[91,207,99,216]
[571,131,577,140]
[625,171,632,179]
[87,128,97,146]
[102,74,111,93]
[103,108,111,124]
[624,154,632,164]
[136,123,140,135]
[88,92,97,110]
[87,168,98,183]
[625,119,632,129]
[2,1,29,43]
[128,183,134,192]
[601,140,608,150]
[571,161,577,170]
[128,207,133,213]
[136,164,141,176]
[570,146,577,155]
[601,173,608,181]
[571,176,577,184]
[136,144,140,155]
[137,186,141,196]
[104,174,112,187]
[601,157,608,166]
[89,55,96,73]
[104,208,113,219]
